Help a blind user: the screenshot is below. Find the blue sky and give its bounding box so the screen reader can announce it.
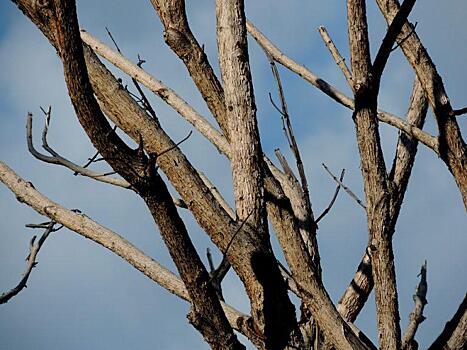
[0,1,466,349]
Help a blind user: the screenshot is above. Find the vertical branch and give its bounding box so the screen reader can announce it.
[347,1,404,349]
[215,0,297,347]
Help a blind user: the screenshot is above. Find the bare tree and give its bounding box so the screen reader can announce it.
[1,0,465,349]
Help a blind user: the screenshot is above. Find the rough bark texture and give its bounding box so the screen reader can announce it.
[3,0,464,349]
[347,1,401,349]
[216,1,296,348]
[150,0,229,138]
[376,0,467,208]
[338,78,427,322]
[18,1,244,348]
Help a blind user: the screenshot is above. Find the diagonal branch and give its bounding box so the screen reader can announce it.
[318,26,353,88]
[149,0,229,138]
[0,221,58,304]
[375,0,467,208]
[372,0,417,84]
[322,164,366,210]
[316,169,345,223]
[246,20,438,153]
[0,160,250,338]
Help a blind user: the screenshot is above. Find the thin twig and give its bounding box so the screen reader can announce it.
[318,26,353,87]
[0,222,60,304]
[208,211,254,294]
[155,131,193,160]
[106,27,158,120]
[322,163,366,210]
[267,54,311,200]
[316,169,345,223]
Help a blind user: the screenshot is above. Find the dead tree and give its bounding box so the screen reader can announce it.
[1,0,465,349]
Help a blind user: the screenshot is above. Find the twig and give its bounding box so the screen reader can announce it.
[0,222,59,304]
[266,52,312,209]
[155,131,193,160]
[207,211,254,297]
[402,261,428,349]
[206,248,230,302]
[316,169,345,223]
[106,27,158,120]
[0,161,247,334]
[26,112,131,188]
[317,26,353,87]
[322,163,366,210]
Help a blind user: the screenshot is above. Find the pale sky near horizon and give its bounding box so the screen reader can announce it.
[0,1,466,349]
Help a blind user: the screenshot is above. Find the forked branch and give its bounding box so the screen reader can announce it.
[0,221,59,304]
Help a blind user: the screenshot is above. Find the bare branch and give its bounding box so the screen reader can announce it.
[0,222,58,304]
[372,0,417,84]
[347,1,401,348]
[26,111,130,187]
[337,251,373,321]
[453,107,467,117]
[246,20,438,153]
[337,77,428,323]
[318,26,353,87]
[80,30,231,158]
[149,0,228,137]
[0,160,249,336]
[401,261,427,349]
[322,164,366,210]
[375,0,467,208]
[316,169,345,223]
[266,53,316,230]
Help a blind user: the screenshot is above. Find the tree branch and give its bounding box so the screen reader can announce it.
[372,0,417,84]
[246,20,438,153]
[28,2,243,347]
[0,221,58,304]
[149,0,229,139]
[215,1,298,346]
[316,169,345,223]
[337,77,428,323]
[318,26,353,88]
[322,163,366,210]
[347,1,401,348]
[375,0,467,208]
[401,261,427,350]
[0,160,250,338]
